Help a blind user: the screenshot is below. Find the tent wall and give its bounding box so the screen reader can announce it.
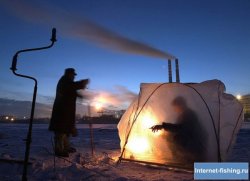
[118,80,243,165]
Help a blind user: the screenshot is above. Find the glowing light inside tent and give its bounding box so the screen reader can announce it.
[141,111,162,136]
[127,136,150,154]
[125,110,162,158]
[118,80,244,165]
[141,112,156,129]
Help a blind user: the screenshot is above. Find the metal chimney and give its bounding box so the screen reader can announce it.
[175,59,180,83]
[168,59,172,83]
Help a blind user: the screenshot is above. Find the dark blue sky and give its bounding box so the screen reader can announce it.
[0,0,249,108]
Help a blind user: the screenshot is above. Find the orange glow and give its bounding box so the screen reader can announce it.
[125,109,162,157]
[236,94,242,100]
[94,95,108,111]
[141,111,157,129]
[127,136,150,154]
[141,111,162,136]
[95,102,102,111]
[96,96,106,103]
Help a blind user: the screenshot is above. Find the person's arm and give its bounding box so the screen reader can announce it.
[151,122,181,133]
[150,124,163,132]
[73,79,89,90]
[162,122,181,132]
[63,79,89,96]
[57,79,87,99]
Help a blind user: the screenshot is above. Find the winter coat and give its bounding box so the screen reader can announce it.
[162,109,207,162]
[49,76,84,134]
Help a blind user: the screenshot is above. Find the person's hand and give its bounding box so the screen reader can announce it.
[80,79,90,89]
[150,125,163,132]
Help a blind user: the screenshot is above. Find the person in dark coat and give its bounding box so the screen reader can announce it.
[151,96,207,164]
[49,68,89,157]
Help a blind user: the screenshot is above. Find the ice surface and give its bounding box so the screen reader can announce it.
[0,122,249,181]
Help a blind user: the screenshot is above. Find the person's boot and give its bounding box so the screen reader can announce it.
[67,147,77,153]
[54,134,69,157]
[55,150,69,157]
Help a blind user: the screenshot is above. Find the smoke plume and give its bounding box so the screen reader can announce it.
[1,0,176,60]
[79,85,137,109]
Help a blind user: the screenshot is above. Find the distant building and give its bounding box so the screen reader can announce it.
[238,94,250,120]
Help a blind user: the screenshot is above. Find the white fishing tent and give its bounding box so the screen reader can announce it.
[117,80,243,168]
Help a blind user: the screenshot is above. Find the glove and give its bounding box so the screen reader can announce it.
[150,125,163,132]
[80,79,90,89]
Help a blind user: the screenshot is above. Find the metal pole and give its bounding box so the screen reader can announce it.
[88,104,94,156]
[175,59,180,83]
[10,28,57,181]
[89,123,94,156]
[23,82,37,180]
[120,158,193,171]
[168,59,172,83]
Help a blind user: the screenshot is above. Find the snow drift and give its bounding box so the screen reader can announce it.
[118,80,243,167]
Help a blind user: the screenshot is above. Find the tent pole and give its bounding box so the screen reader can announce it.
[119,158,193,172]
[168,59,172,83]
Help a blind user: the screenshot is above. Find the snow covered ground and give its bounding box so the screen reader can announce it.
[0,123,249,181]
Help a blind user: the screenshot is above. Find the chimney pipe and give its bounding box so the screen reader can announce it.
[168,59,172,83]
[175,59,180,83]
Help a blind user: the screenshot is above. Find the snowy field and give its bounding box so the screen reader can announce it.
[0,123,249,181]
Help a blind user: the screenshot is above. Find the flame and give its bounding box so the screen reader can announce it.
[141,111,157,129]
[140,111,162,136]
[125,109,162,156]
[127,136,150,154]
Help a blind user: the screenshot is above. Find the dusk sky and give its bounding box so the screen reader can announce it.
[0,0,250,110]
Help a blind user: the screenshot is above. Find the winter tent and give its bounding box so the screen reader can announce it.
[117,80,243,168]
